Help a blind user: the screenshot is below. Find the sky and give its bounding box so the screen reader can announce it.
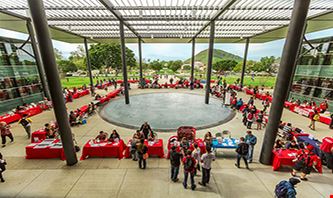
[1,27,333,61]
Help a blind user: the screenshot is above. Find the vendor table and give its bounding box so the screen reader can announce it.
[212,138,238,149]
[272,149,322,173]
[25,139,65,160]
[320,137,333,153]
[80,139,125,160]
[18,106,43,117]
[319,115,332,125]
[0,113,21,124]
[296,136,321,156]
[124,139,165,158]
[31,129,47,143]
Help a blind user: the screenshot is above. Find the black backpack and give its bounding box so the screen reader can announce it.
[184,157,193,170]
[236,143,249,155]
[20,118,30,127]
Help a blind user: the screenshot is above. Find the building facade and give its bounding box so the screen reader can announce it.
[289,36,333,111]
[0,36,44,113]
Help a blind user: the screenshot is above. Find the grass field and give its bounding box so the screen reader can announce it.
[61,74,276,88]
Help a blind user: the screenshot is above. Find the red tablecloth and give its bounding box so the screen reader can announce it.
[25,139,65,160]
[124,139,165,158]
[291,132,309,138]
[272,149,322,173]
[0,113,21,124]
[18,106,43,117]
[31,129,47,143]
[319,115,331,125]
[78,89,89,96]
[73,92,80,99]
[80,139,125,160]
[98,97,110,104]
[293,106,314,117]
[320,137,333,153]
[79,105,89,114]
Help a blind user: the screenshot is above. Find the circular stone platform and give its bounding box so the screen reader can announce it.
[99,92,235,132]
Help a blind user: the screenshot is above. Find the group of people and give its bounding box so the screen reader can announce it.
[69,102,96,127]
[241,98,268,130]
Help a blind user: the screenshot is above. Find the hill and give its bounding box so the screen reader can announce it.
[184,49,243,64]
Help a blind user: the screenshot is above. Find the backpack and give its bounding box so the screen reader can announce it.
[20,119,30,127]
[184,157,193,170]
[275,181,293,198]
[236,143,249,155]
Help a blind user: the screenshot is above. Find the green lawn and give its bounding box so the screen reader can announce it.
[61,74,276,88]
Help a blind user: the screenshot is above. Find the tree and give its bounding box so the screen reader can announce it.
[260,56,276,73]
[69,46,86,71]
[149,59,163,71]
[89,43,136,74]
[213,59,238,72]
[58,60,78,73]
[168,60,183,72]
[54,48,63,62]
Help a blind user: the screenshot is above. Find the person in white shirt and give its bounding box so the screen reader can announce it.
[199,147,216,186]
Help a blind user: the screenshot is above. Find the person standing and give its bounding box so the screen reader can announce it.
[0,122,14,148]
[182,150,196,190]
[330,113,333,129]
[309,110,320,131]
[292,146,318,181]
[274,178,301,198]
[198,147,216,186]
[256,111,264,130]
[170,146,182,182]
[192,143,201,176]
[246,112,254,129]
[235,137,249,169]
[245,131,257,163]
[140,122,152,140]
[0,152,7,182]
[18,114,32,139]
[137,139,148,169]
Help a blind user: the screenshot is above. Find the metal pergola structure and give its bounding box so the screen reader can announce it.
[0,0,332,166]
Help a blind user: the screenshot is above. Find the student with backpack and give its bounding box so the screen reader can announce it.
[0,152,7,182]
[18,114,32,139]
[235,137,249,169]
[291,145,317,181]
[137,139,148,169]
[182,150,196,190]
[170,146,182,182]
[274,178,300,198]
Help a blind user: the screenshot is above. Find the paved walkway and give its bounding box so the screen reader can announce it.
[0,85,332,198]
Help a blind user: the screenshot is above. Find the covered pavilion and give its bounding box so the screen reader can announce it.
[0,0,332,167]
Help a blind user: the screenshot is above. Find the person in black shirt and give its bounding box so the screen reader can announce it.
[140,122,152,139]
[170,146,182,182]
[235,137,249,169]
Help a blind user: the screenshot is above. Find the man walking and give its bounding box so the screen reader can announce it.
[182,150,196,190]
[235,137,249,169]
[199,147,215,186]
[170,146,182,182]
[0,152,7,182]
[245,131,257,163]
[18,114,32,139]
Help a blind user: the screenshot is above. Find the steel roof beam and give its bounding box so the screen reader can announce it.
[47,17,292,21]
[191,0,237,41]
[98,0,140,38]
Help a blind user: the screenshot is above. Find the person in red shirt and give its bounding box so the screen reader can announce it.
[319,100,329,113]
[292,145,318,181]
[182,150,196,190]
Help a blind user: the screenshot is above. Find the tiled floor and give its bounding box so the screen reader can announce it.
[0,85,332,198]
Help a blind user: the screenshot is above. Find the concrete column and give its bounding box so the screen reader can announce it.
[138,38,143,85]
[190,38,196,90]
[83,38,94,95]
[205,21,215,104]
[27,0,77,166]
[260,0,311,165]
[26,20,51,100]
[120,21,130,104]
[240,38,250,88]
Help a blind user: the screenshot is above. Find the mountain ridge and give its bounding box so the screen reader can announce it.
[184,49,243,64]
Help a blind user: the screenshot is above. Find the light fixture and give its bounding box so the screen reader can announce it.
[139,9,143,18]
[240,34,243,39]
[151,34,154,39]
[191,10,197,18]
[262,26,266,31]
[180,35,183,39]
[90,36,94,39]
